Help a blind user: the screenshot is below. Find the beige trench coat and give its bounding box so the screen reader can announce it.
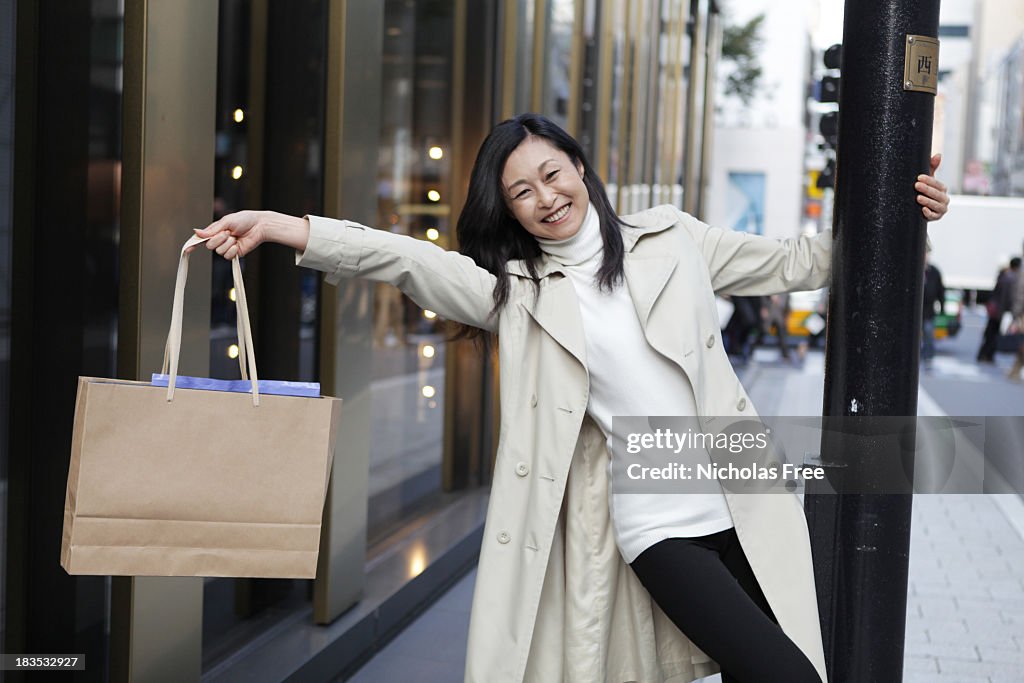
[299,204,833,683]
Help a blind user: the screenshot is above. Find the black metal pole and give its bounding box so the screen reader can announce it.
[805,2,941,681]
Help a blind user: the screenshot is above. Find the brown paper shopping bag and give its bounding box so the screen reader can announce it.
[61,235,342,578]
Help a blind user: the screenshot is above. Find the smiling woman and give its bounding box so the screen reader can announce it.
[194,112,949,683]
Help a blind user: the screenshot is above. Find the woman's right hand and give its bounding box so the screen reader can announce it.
[191,210,310,259]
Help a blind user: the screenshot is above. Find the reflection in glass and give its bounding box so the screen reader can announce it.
[210,0,253,380]
[607,0,628,188]
[577,0,600,159]
[515,0,536,114]
[543,0,575,130]
[372,0,454,541]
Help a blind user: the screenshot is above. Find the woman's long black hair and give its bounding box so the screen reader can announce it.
[455,113,625,338]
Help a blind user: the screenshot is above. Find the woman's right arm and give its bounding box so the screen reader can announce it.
[195,210,499,332]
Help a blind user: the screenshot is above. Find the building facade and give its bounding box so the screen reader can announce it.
[0,1,720,681]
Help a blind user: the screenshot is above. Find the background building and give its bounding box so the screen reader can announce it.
[0,1,721,681]
[707,0,811,241]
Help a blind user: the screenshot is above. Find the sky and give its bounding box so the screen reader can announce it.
[811,0,846,49]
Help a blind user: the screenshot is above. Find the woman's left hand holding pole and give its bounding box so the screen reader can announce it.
[916,153,950,221]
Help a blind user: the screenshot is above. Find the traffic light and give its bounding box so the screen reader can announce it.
[820,110,839,149]
[819,76,840,103]
[816,43,842,192]
[816,158,836,189]
[816,43,842,103]
[824,43,842,70]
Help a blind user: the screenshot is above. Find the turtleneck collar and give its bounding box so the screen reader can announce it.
[535,202,602,267]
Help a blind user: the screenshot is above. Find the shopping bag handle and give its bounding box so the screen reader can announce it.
[161,237,253,384]
[161,234,260,406]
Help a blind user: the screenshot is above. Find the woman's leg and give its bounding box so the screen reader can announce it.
[630,530,821,683]
[977,316,999,361]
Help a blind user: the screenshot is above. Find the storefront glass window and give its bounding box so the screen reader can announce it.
[371,0,454,541]
[203,0,326,671]
[577,0,600,160]
[607,0,627,187]
[210,0,253,380]
[543,0,575,130]
[0,0,14,654]
[515,0,536,114]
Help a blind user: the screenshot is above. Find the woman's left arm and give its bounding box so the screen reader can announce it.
[678,154,950,295]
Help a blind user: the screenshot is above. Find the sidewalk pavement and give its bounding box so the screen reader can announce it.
[744,350,1024,682]
[347,349,1024,682]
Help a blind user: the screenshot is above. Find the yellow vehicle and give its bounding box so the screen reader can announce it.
[781,288,963,345]
[785,289,828,347]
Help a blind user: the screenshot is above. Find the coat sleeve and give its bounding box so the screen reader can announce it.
[671,207,832,295]
[296,215,499,332]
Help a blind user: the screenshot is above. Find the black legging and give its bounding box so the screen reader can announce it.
[630,528,822,683]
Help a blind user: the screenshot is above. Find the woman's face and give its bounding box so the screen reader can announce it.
[501,136,588,240]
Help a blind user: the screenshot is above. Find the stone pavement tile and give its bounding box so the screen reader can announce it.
[967,548,1016,566]
[346,652,463,683]
[906,627,929,644]
[986,577,1024,599]
[917,579,991,601]
[938,561,984,582]
[961,613,1021,643]
[902,655,940,674]
[923,618,970,643]
[975,562,1019,580]
[916,595,962,619]
[911,578,954,596]
[937,656,1024,678]
[910,553,946,575]
[905,640,980,661]
[955,596,1018,620]
[959,595,1024,613]
[346,569,475,681]
[977,645,1024,664]
[1002,611,1024,626]
[904,616,929,643]
[383,607,471,666]
[436,568,476,612]
[904,674,990,683]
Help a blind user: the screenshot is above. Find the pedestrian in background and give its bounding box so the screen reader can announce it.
[764,293,792,361]
[978,258,1019,363]
[922,252,945,369]
[1008,244,1024,382]
[194,114,949,682]
[724,295,762,364]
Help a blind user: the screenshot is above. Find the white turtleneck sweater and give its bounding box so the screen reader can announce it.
[536,203,733,563]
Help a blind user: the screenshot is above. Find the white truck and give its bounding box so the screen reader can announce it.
[927,194,1024,291]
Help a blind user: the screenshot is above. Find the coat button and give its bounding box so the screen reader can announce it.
[530,394,538,408]
[515,462,530,477]
[706,334,715,348]
[737,397,747,411]
[497,531,511,544]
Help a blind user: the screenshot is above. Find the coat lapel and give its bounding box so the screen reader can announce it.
[521,276,588,370]
[509,205,681,374]
[623,253,693,373]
